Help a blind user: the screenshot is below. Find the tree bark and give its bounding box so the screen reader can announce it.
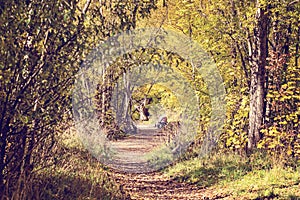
[247,2,268,151]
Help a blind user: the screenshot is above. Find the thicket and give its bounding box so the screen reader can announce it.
[0,0,157,198]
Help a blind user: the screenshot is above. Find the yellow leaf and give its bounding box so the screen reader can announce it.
[279,121,288,125]
[257,142,263,149]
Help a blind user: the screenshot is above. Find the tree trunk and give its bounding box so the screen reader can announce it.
[0,129,7,197]
[247,2,268,151]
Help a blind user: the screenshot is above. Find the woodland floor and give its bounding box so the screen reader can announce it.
[106,125,222,200]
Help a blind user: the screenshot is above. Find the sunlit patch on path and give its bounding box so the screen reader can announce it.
[106,125,169,173]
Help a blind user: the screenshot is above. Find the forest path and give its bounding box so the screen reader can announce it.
[112,171,212,199]
[107,125,164,173]
[106,125,219,199]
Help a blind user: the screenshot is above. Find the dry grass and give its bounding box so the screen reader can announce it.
[2,127,128,200]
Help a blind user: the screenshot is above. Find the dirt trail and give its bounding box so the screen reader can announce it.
[106,125,217,199]
[112,171,211,199]
[107,126,163,173]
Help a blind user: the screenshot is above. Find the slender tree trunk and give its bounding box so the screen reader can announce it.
[247,2,268,151]
[295,26,299,67]
[0,129,7,197]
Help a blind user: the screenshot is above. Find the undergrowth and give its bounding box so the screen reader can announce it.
[10,128,128,200]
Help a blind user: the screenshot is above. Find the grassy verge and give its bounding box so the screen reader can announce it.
[165,151,300,199]
[26,129,128,200]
